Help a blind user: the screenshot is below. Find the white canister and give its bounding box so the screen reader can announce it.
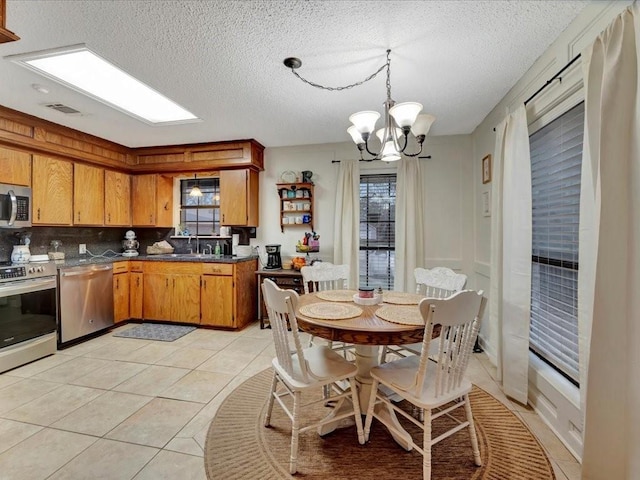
[11,245,31,264]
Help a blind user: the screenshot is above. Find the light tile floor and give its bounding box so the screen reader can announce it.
[0,323,581,479]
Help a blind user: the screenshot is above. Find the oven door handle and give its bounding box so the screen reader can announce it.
[0,277,57,297]
[8,190,17,226]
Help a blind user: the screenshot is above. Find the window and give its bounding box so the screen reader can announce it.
[359,174,396,289]
[180,177,220,236]
[529,101,584,385]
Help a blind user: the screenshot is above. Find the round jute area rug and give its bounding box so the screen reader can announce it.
[204,369,555,480]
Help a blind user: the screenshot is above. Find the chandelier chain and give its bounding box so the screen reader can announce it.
[288,50,391,92]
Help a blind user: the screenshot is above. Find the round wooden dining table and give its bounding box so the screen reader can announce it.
[295,291,428,450]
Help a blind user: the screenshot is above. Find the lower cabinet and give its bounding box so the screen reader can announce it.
[201,266,234,328]
[113,262,129,324]
[130,271,143,319]
[143,262,200,324]
[113,259,257,328]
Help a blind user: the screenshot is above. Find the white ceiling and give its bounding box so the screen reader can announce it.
[0,0,590,149]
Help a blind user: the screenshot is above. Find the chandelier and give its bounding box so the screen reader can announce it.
[284,49,435,162]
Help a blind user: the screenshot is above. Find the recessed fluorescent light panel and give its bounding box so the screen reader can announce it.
[7,45,199,125]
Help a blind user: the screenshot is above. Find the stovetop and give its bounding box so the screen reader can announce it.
[0,262,57,283]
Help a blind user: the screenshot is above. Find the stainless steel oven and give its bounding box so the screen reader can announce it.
[0,262,57,373]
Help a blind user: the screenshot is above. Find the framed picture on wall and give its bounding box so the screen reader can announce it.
[482,154,492,184]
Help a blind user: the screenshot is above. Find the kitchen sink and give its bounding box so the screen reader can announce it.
[154,253,213,258]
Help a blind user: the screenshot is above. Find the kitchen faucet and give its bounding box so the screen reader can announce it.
[187,235,200,254]
[206,244,213,255]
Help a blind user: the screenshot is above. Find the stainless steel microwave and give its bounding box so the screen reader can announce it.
[0,183,32,228]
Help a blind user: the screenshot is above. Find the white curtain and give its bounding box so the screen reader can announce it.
[580,4,640,478]
[489,105,532,405]
[333,159,360,289]
[394,157,425,292]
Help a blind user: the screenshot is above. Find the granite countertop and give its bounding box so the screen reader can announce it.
[56,254,259,268]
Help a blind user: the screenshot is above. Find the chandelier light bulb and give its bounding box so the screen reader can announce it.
[380,140,401,161]
[411,113,436,138]
[349,110,380,135]
[347,125,365,145]
[389,102,423,128]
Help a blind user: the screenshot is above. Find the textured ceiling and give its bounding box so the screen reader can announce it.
[0,0,590,148]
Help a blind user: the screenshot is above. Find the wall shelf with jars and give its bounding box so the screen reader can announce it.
[277,182,313,232]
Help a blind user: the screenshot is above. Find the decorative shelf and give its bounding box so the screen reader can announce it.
[277,182,314,232]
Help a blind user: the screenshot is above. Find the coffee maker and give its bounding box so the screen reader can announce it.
[122,230,140,257]
[264,244,282,269]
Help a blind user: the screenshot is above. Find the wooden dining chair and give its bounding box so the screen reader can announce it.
[300,263,352,356]
[261,279,365,474]
[381,267,467,363]
[364,290,487,480]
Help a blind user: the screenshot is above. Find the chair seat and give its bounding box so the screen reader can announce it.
[371,355,473,408]
[273,344,358,390]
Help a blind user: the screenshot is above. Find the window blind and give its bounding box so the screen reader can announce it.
[529,101,584,385]
[359,174,396,290]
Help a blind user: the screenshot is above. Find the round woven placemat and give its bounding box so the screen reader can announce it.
[316,289,359,302]
[298,302,363,320]
[382,291,425,305]
[375,305,424,325]
[204,369,556,480]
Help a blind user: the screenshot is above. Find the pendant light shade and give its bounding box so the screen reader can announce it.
[389,102,423,128]
[189,174,203,197]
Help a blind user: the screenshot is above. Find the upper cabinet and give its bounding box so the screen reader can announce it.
[32,156,73,225]
[219,169,259,227]
[0,0,20,43]
[105,170,131,226]
[74,163,104,225]
[0,147,30,186]
[132,174,173,227]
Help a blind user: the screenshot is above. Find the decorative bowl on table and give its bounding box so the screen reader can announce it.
[353,293,382,306]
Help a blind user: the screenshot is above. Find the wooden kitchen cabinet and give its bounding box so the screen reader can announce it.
[105,170,131,226]
[201,263,234,328]
[142,262,200,323]
[74,163,104,225]
[0,147,30,185]
[129,261,143,319]
[201,260,258,329]
[32,155,73,225]
[113,262,130,324]
[219,169,259,227]
[132,174,173,227]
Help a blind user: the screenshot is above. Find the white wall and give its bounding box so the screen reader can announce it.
[252,136,474,275]
[470,0,633,460]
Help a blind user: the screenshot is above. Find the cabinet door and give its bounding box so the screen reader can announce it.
[143,273,172,320]
[113,273,130,323]
[220,169,259,226]
[131,174,156,226]
[171,274,200,323]
[131,174,173,227]
[0,147,30,186]
[74,163,104,225]
[32,156,73,225]
[130,272,143,319]
[201,275,234,327]
[105,170,131,226]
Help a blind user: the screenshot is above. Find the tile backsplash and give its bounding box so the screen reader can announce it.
[0,226,251,262]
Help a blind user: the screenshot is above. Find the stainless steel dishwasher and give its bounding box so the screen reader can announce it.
[58,264,114,345]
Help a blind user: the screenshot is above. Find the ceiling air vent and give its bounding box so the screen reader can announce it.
[43,103,82,115]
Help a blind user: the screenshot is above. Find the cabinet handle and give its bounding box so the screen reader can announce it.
[150,214,153,223]
[77,211,81,222]
[164,202,169,211]
[37,208,41,220]
[203,279,206,290]
[136,277,140,287]
[116,277,119,288]
[166,278,169,287]
[108,213,111,223]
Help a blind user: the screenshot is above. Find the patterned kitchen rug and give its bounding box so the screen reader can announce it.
[113,323,196,342]
[205,369,556,480]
